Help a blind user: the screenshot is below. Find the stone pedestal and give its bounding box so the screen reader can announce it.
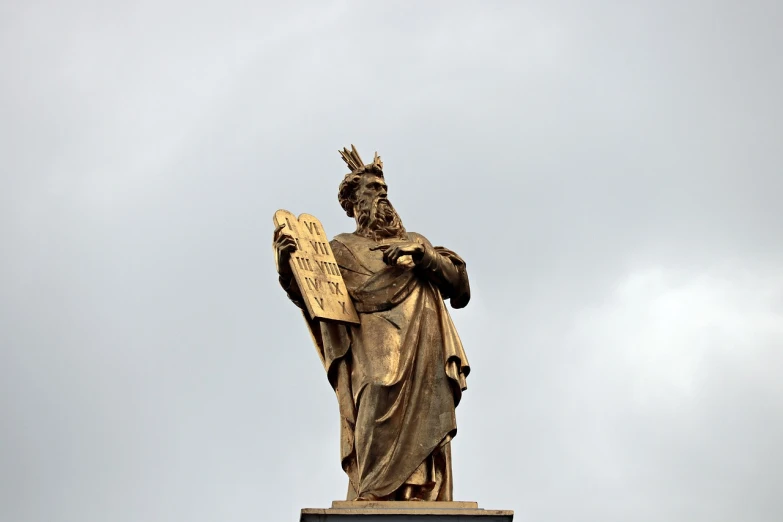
[300,501,513,522]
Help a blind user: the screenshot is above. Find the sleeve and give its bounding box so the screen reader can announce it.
[410,233,471,309]
[431,246,471,309]
[278,272,305,309]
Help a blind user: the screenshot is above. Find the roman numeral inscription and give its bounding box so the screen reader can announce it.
[315,260,340,276]
[309,240,329,255]
[303,221,321,236]
[295,256,313,271]
[273,209,359,324]
[305,277,323,292]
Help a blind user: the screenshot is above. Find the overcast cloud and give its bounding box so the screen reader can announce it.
[1,1,782,521]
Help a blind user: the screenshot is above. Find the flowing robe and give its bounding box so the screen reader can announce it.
[280,231,471,500]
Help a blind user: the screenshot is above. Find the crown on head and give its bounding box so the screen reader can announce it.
[339,144,383,175]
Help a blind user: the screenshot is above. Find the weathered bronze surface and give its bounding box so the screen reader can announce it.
[273,145,471,502]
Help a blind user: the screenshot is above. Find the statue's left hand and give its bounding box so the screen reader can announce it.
[382,242,425,266]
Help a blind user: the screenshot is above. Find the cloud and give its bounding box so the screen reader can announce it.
[575,264,783,401]
[538,264,783,521]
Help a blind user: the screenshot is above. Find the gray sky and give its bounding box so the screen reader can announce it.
[1,1,782,521]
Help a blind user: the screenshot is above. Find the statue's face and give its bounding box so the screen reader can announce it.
[355,174,388,209]
[352,173,405,239]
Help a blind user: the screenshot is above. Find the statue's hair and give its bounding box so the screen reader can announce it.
[337,144,384,218]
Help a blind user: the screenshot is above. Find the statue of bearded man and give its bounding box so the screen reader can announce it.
[273,145,471,501]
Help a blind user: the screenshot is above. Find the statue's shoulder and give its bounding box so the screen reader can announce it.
[407,231,433,247]
[331,232,365,251]
[407,232,466,266]
[330,233,379,274]
[330,232,372,261]
[331,232,357,244]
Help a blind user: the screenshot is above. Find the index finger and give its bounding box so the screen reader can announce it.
[273,222,287,239]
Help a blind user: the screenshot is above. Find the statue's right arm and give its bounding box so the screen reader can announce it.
[278,272,305,308]
[273,225,305,309]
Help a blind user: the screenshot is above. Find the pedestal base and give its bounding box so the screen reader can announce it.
[300,501,513,522]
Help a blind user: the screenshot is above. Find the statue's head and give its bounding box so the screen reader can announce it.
[338,145,406,240]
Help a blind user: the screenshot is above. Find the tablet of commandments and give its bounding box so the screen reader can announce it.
[274,209,360,325]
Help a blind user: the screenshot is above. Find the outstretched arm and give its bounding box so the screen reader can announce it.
[381,239,471,308]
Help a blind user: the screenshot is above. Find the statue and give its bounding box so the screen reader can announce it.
[273,145,471,502]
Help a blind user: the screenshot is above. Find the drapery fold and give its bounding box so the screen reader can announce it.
[300,232,470,500]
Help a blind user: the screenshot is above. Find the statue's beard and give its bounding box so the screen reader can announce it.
[356,197,406,240]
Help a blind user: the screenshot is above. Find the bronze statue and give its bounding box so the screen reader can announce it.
[273,145,471,502]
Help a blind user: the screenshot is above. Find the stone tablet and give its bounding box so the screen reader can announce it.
[273,209,360,324]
